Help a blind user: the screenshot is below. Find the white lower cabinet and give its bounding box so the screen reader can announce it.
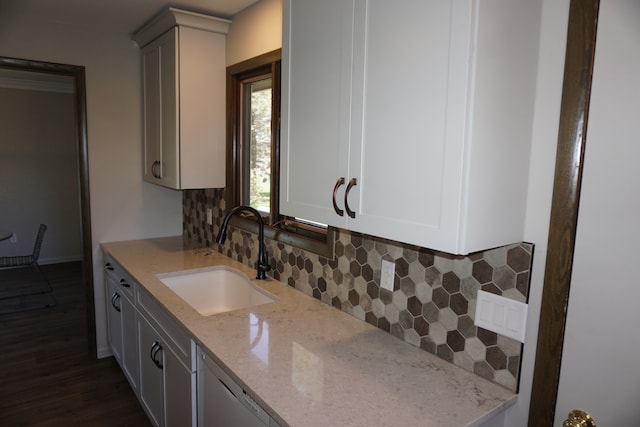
[105,258,138,391]
[104,251,280,427]
[138,313,165,426]
[137,311,194,427]
[104,252,196,427]
[197,347,279,427]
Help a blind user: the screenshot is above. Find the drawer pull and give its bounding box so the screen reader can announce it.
[345,177,357,218]
[110,292,121,313]
[151,160,161,179]
[150,341,163,369]
[332,177,346,216]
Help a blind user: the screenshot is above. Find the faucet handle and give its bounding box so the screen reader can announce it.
[256,255,271,280]
[259,261,271,272]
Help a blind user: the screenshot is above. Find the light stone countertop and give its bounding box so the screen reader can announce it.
[101,236,516,427]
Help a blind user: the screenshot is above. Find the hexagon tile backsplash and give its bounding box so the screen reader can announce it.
[183,189,533,392]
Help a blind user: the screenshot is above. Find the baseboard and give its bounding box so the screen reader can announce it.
[97,345,113,359]
[39,255,84,265]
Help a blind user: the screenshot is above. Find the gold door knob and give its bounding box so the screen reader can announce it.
[563,409,596,427]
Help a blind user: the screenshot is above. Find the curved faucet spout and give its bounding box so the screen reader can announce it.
[215,206,271,280]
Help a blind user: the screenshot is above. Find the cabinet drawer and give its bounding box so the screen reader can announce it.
[137,286,194,372]
[104,254,135,300]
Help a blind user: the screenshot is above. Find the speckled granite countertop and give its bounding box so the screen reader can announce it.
[101,236,515,427]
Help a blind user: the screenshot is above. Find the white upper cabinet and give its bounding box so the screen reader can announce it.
[134,8,230,190]
[281,0,541,254]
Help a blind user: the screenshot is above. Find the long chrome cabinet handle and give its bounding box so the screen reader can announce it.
[345,178,357,218]
[332,177,346,216]
[111,292,121,312]
[150,341,163,369]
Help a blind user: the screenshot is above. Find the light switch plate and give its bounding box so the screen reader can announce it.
[475,290,527,343]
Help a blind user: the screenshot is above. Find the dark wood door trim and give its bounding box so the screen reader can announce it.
[0,56,96,359]
[528,0,600,425]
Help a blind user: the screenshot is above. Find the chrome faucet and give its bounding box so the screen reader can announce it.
[215,206,271,280]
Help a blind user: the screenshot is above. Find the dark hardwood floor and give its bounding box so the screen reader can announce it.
[0,261,151,426]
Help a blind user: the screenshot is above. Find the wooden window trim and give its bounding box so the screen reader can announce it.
[225,49,335,259]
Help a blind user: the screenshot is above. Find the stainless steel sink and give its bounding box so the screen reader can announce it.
[157,266,276,316]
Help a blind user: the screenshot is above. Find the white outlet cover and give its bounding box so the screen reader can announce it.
[380,259,395,292]
[475,290,528,343]
[206,208,213,225]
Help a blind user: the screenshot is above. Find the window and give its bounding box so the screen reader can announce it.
[226,50,335,258]
[241,75,272,215]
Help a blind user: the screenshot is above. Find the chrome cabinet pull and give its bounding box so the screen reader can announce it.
[332,177,346,216]
[151,160,161,179]
[149,342,156,362]
[345,178,357,218]
[119,279,130,288]
[150,341,163,369]
[111,292,121,313]
[105,263,114,271]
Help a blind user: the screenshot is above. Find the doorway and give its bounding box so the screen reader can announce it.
[0,56,96,357]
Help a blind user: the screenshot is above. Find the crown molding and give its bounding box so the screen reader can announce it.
[132,7,231,47]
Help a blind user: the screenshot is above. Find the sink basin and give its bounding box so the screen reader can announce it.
[157,266,276,316]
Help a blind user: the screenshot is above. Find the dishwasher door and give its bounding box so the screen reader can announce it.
[197,348,271,427]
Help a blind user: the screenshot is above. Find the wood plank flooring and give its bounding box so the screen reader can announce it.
[0,262,151,426]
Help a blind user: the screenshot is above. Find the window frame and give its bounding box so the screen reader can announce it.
[225,49,335,258]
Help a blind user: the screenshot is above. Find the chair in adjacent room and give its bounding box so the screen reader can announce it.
[0,224,56,306]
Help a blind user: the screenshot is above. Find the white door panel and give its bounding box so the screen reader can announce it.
[555,0,640,425]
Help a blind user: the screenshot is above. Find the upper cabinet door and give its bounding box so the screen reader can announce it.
[159,30,180,189]
[177,26,227,190]
[136,9,230,190]
[281,0,540,254]
[349,0,468,251]
[142,41,162,185]
[280,0,356,228]
[142,30,179,189]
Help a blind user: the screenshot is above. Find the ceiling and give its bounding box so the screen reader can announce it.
[0,0,260,35]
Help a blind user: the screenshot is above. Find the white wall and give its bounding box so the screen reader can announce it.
[0,14,183,356]
[226,0,282,65]
[0,86,82,264]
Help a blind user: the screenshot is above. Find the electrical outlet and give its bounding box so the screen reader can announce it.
[206,208,213,225]
[380,259,395,292]
[10,233,16,243]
